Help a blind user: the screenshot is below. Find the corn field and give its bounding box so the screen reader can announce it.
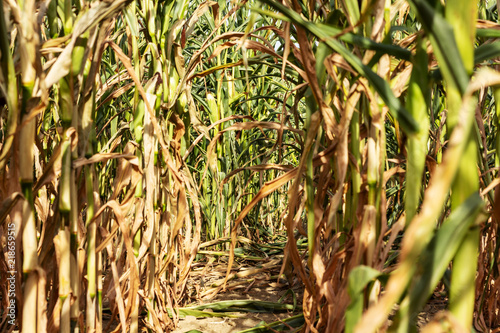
[1,0,500,332]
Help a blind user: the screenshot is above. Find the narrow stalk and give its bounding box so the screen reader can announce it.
[59,137,72,333]
[0,3,18,174]
[405,39,430,225]
[85,166,96,332]
[444,0,479,329]
[18,0,39,330]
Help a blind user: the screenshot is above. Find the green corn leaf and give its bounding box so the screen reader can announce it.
[408,0,469,95]
[476,28,500,38]
[403,193,485,330]
[185,300,298,313]
[346,266,382,333]
[258,0,419,134]
[236,314,305,333]
[474,41,500,64]
[169,309,239,318]
[405,39,430,224]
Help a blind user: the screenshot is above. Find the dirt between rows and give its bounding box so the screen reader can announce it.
[173,267,304,333]
[97,257,447,333]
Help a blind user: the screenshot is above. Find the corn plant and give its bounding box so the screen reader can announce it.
[1,0,500,333]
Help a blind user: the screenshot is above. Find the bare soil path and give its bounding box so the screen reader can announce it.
[172,258,304,333]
